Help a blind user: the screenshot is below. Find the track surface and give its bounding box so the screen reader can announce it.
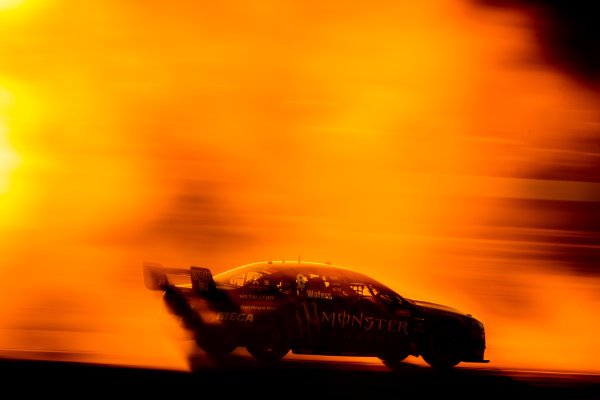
[2,352,600,399]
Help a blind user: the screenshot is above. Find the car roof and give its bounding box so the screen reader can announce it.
[214,260,376,282]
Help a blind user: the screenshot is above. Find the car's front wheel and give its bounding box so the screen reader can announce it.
[422,324,464,369]
[246,319,292,361]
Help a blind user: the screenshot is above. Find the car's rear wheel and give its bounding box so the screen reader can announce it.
[195,331,237,357]
[422,323,464,369]
[246,319,292,361]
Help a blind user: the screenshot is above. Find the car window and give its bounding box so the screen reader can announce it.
[275,277,293,294]
[348,283,373,299]
[216,268,269,288]
[296,272,329,298]
[296,270,359,299]
[338,279,405,307]
[368,283,405,306]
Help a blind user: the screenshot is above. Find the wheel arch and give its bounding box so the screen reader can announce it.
[419,316,471,358]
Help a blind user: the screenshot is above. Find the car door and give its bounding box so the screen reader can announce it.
[293,269,340,352]
[295,270,387,354]
[360,282,413,355]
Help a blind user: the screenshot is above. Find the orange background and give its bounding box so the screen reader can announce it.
[0,0,599,372]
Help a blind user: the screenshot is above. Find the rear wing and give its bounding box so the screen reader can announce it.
[143,262,215,293]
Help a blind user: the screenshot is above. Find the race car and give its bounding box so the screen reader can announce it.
[143,260,488,369]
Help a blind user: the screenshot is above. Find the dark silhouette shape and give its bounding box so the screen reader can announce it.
[143,260,488,370]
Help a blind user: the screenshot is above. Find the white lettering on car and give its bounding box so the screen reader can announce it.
[320,311,408,334]
[239,294,275,301]
[215,312,254,323]
[306,290,333,300]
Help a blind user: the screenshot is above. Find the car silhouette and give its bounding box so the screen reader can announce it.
[143,260,488,369]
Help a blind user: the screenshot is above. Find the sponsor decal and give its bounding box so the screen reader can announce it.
[215,312,254,323]
[321,311,408,335]
[191,268,213,292]
[296,302,321,346]
[246,284,270,290]
[296,274,307,289]
[307,290,332,300]
[241,304,276,312]
[239,294,275,301]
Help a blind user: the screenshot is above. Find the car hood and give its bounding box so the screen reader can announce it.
[407,299,471,318]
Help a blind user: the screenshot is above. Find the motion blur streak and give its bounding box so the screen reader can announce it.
[0,87,22,195]
[0,0,599,372]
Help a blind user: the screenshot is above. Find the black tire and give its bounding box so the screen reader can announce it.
[246,319,292,361]
[422,324,464,369]
[195,332,237,357]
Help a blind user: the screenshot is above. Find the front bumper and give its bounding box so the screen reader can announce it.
[462,342,488,363]
[462,320,488,363]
